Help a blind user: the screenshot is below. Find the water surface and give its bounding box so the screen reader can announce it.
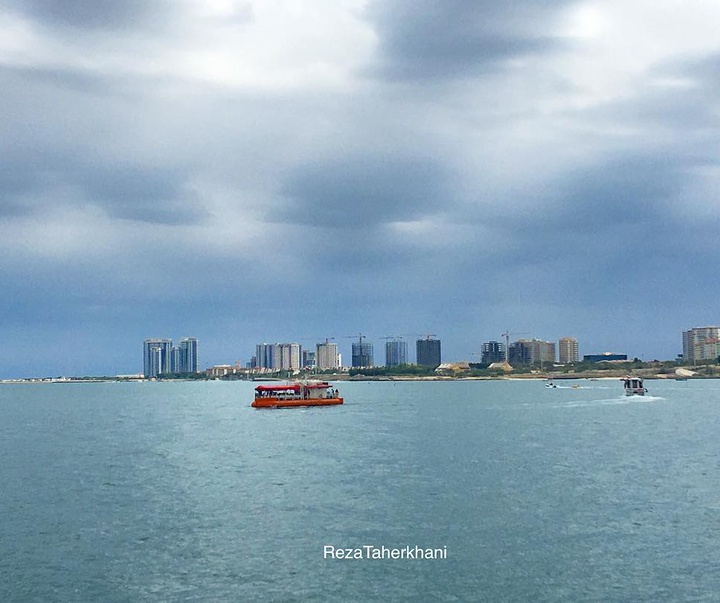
[2,379,719,601]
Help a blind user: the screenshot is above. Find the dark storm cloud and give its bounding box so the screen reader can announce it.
[0,64,109,96]
[0,152,48,201]
[84,165,209,225]
[281,156,447,227]
[0,62,208,225]
[578,53,720,136]
[0,200,29,218]
[0,63,150,100]
[0,148,75,215]
[542,156,679,231]
[1,0,166,30]
[483,154,685,262]
[363,0,576,80]
[1,0,719,375]
[658,52,720,91]
[0,148,207,225]
[478,49,720,261]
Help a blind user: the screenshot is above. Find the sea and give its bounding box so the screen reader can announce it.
[2,378,720,602]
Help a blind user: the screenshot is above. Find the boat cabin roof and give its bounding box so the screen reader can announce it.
[254,381,332,392]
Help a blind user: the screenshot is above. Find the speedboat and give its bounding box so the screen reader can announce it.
[622,376,647,396]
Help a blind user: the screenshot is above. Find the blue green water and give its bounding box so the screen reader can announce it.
[2,379,720,601]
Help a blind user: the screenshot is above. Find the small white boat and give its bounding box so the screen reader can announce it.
[545,381,557,388]
[622,376,647,396]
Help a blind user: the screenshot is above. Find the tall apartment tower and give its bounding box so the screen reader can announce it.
[416,337,441,368]
[255,343,276,369]
[529,339,556,366]
[682,327,720,364]
[143,338,172,378]
[279,343,301,371]
[302,349,315,369]
[316,341,339,370]
[351,341,374,368]
[385,340,408,367]
[558,337,579,364]
[255,343,301,371]
[481,341,505,364]
[170,345,182,373]
[179,337,199,373]
[508,340,532,365]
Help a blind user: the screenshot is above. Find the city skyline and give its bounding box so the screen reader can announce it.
[2,2,720,378]
[157,326,712,376]
[213,326,719,373]
[143,337,199,378]
[207,330,666,374]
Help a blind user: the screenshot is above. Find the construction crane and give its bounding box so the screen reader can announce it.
[402,333,438,341]
[501,331,530,346]
[501,330,531,363]
[343,333,373,367]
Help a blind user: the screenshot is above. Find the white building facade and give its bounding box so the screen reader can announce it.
[682,327,720,364]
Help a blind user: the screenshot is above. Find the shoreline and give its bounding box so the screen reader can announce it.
[0,372,710,384]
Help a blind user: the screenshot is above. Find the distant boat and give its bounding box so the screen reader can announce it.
[252,381,343,408]
[545,381,557,388]
[622,376,647,396]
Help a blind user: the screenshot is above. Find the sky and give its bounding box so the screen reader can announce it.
[1,0,719,377]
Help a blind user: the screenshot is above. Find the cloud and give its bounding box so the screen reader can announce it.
[83,164,210,225]
[0,146,209,226]
[0,0,167,31]
[1,1,720,375]
[281,155,448,228]
[363,0,576,81]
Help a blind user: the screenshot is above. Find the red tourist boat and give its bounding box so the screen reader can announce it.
[252,381,344,408]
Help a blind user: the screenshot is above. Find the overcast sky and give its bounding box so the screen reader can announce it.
[1,0,719,377]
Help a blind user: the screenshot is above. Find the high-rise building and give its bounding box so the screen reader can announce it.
[179,337,199,373]
[316,341,339,370]
[529,339,556,366]
[481,341,505,364]
[385,340,408,367]
[508,340,532,365]
[352,341,374,368]
[255,342,301,371]
[682,327,720,364]
[302,349,315,369]
[143,338,172,378]
[558,337,579,364]
[170,345,181,373]
[279,343,301,371]
[255,343,277,370]
[416,337,441,368]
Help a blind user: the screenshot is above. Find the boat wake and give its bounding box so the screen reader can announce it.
[556,394,665,408]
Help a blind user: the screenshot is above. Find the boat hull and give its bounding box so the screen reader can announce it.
[252,397,344,408]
